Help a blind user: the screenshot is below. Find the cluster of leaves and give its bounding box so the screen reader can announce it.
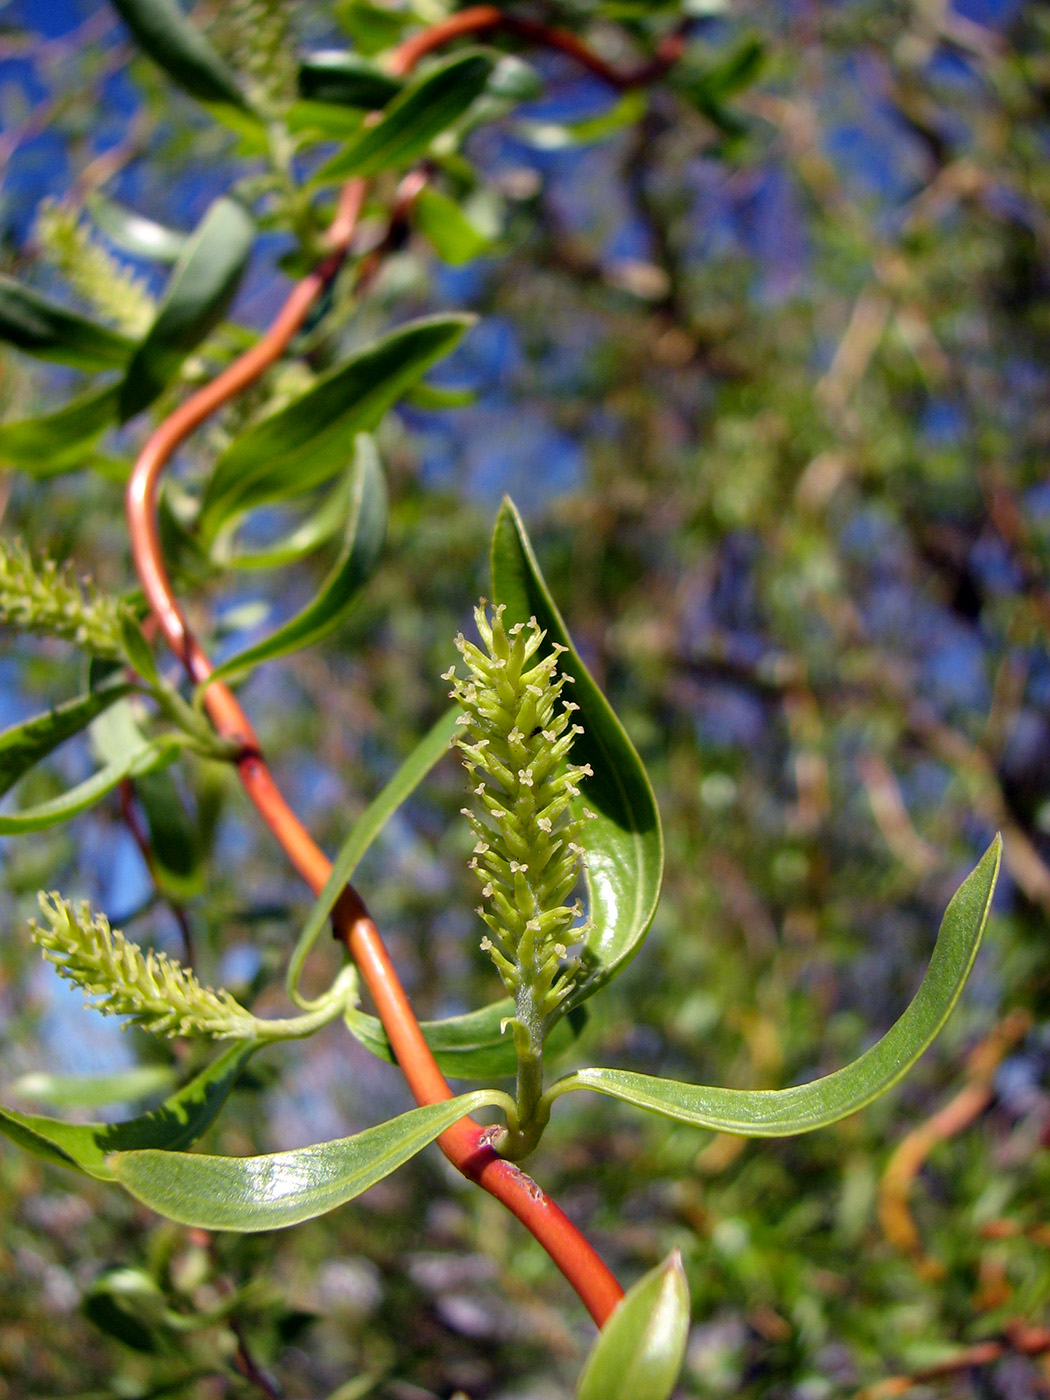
[1,0,1049,1397]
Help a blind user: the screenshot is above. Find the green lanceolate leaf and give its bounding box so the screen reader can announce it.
[346,998,588,1079]
[0,383,120,475]
[225,471,357,571]
[298,51,402,109]
[0,680,133,801]
[287,708,460,1009]
[9,1065,177,1110]
[207,436,387,684]
[120,197,255,420]
[109,1089,509,1229]
[414,187,492,265]
[576,1252,689,1400]
[0,276,135,370]
[554,838,1002,1135]
[88,195,187,263]
[0,1042,255,1179]
[317,51,495,182]
[134,768,203,897]
[0,738,173,834]
[490,498,664,1012]
[198,315,472,541]
[108,0,250,110]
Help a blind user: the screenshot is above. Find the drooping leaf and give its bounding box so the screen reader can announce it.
[0,1042,255,1179]
[9,1065,177,1109]
[413,187,492,265]
[316,51,494,182]
[119,197,255,420]
[555,838,1001,1135]
[108,0,250,111]
[198,315,472,541]
[109,1090,508,1229]
[0,737,175,834]
[346,999,588,1079]
[298,51,402,109]
[490,498,664,1013]
[87,195,187,263]
[224,472,357,572]
[286,708,459,1008]
[0,680,132,801]
[0,383,120,475]
[0,276,135,370]
[207,436,386,684]
[576,1252,690,1400]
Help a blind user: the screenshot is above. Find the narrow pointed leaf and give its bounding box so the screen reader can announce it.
[559,838,1001,1135]
[0,738,172,834]
[346,999,588,1078]
[491,497,664,1012]
[198,315,472,540]
[0,681,132,800]
[0,276,134,370]
[0,1043,255,1179]
[134,768,203,897]
[317,51,494,181]
[577,1252,689,1400]
[88,195,187,263]
[225,472,356,572]
[287,708,459,1006]
[9,1065,177,1109]
[207,437,387,684]
[108,0,250,110]
[109,1090,507,1229]
[120,197,255,420]
[0,383,119,474]
[414,187,492,265]
[298,51,402,109]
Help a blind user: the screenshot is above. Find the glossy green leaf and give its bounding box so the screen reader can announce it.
[414,187,492,265]
[317,51,494,181]
[0,737,173,834]
[207,436,386,684]
[0,276,135,370]
[109,1090,508,1229]
[491,498,664,1013]
[0,680,132,801]
[119,197,255,420]
[0,383,119,475]
[224,472,356,572]
[9,1065,177,1109]
[88,195,187,263]
[198,314,472,541]
[298,51,402,109]
[577,1252,689,1400]
[0,1043,255,1179]
[334,0,409,54]
[346,999,588,1079]
[287,708,460,1009]
[108,0,250,110]
[556,838,1001,1135]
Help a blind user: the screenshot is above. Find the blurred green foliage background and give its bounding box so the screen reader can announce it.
[2,1,1050,1397]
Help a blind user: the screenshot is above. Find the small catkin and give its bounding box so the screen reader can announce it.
[445,603,594,1020]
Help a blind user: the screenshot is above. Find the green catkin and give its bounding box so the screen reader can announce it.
[32,893,257,1040]
[445,602,595,1032]
[0,540,128,658]
[34,200,154,337]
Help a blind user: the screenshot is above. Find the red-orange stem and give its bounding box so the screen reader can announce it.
[124,16,667,1327]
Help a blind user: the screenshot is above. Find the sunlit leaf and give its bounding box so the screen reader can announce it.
[576,1252,690,1400]
[317,51,494,181]
[9,1065,177,1109]
[555,838,1001,1134]
[490,498,664,1013]
[0,680,132,801]
[224,472,357,572]
[298,51,402,109]
[110,1090,508,1229]
[108,0,250,111]
[0,276,134,370]
[198,315,472,541]
[88,195,187,263]
[414,187,492,265]
[0,740,173,834]
[119,197,255,420]
[0,1043,255,1179]
[207,435,386,684]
